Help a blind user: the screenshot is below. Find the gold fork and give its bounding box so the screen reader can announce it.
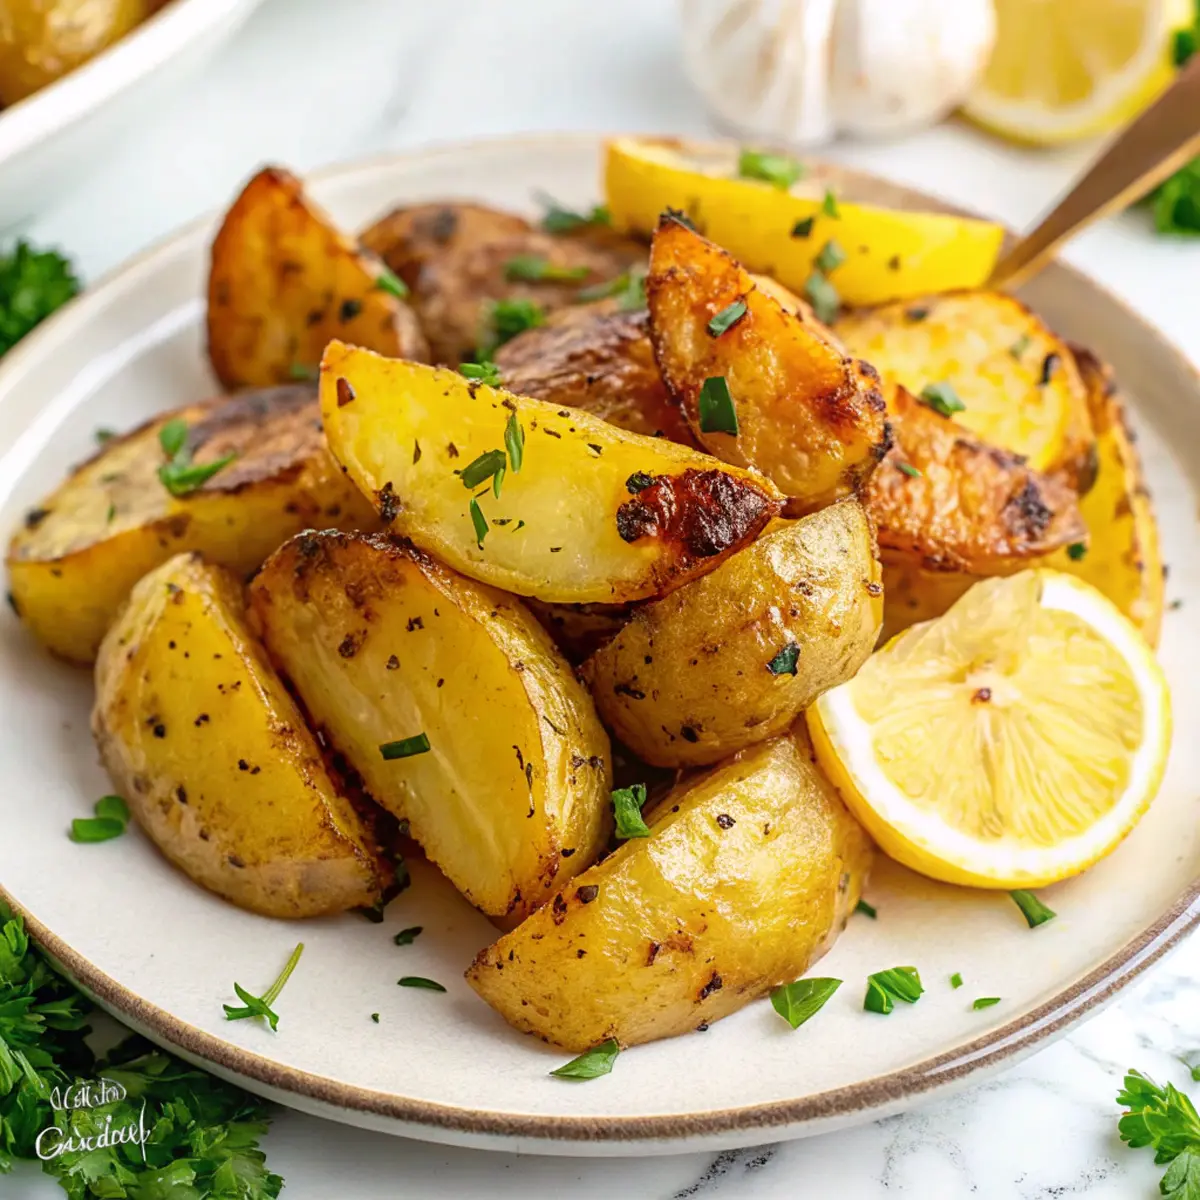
[988,55,1200,291]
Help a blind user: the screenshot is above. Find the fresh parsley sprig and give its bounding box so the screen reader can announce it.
[223,943,304,1032]
[612,783,650,839]
[1117,1068,1200,1200]
[0,240,79,358]
[157,417,236,497]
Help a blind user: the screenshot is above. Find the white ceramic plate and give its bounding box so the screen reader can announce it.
[0,135,1197,1157]
[0,0,265,231]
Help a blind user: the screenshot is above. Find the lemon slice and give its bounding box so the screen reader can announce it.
[808,571,1171,888]
[963,0,1192,144]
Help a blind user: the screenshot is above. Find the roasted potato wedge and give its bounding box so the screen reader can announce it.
[1047,348,1164,646]
[207,167,429,389]
[494,303,696,444]
[866,383,1085,574]
[467,726,872,1050]
[837,290,1095,489]
[93,553,387,918]
[583,501,882,767]
[648,216,889,509]
[7,385,378,664]
[249,531,613,920]
[319,342,783,603]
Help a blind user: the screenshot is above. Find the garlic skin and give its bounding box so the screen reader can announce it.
[680,0,996,146]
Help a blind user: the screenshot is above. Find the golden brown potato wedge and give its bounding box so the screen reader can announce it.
[467,726,872,1050]
[583,501,882,767]
[319,342,783,604]
[647,216,889,508]
[7,385,378,664]
[249,531,613,921]
[93,553,388,918]
[494,302,696,444]
[207,167,429,389]
[837,290,1095,490]
[1046,347,1164,646]
[866,383,1085,574]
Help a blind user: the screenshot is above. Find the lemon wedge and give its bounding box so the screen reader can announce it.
[808,571,1171,889]
[963,0,1192,144]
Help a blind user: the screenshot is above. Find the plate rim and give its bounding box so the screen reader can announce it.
[3,131,1199,1146]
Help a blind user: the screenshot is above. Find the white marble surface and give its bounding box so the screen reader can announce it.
[8,0,1200,1195]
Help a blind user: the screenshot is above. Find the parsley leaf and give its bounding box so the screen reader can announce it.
[576,268,646,310]
[896,461,922,478]
[478,298,545,358]
[972,996,1001,1010]
[469,496,489,548]
[612,783,650,839]
[950,972,964,989]
[770,978,841,1029]
[504,255,590,283]
[398,976,446,992]
[821,189,840,217]
[767,643,800,676]
[460,360,502,386]
[158,418,188,459]
[864,966,924,1014]
[70,795,131,843]
[0,240,79,358]
[919,382,966,417]
[393,926,423,946]
[224,943,304,1031]
[803,270,840,324]
[156,417,236,497]
[707,299,747,337]
[376,268,409,299]
[505,410,524,474]
[698,375,739,435]
[380,733,431,760]
[855,899,877,919]
[460,448,508,490]
[1010,889,1056,928]
[550,1038,619,1080]
[1067,541,1088,561]
[1117,1068,1200,1194]
[814,239,846,274]
[791,217,815,239]
[737,149,804,190]
[536,194,611,233]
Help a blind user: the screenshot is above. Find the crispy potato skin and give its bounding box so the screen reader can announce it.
[249,531,614,920]
[1046,347,1164,645]
[583,502,882,766]
[207,167,428,389]
[319,342,783,603]
[92,554,386,918]
[838,290,1095,488]
[494,303,696,444]
[7,385,378,663]
[467,727,873,1050]
[647,218,889,508]
[866,384,1085,574]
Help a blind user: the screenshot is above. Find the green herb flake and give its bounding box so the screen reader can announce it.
[470,496,489,548]
[697,375,739,436]
[612,783,651,839]
[863,966,924,1015]
[896,462,922,478]
[223,942,304,1031]
[504,255,591,283]
[821,189,840,218]
[950,972,964,989]
[707,298,748,337]
[398,976,447,992]
[737,149,804,190]
[550,1037,620,1080]
[479,298,546,357]
[158,418,188,459]
[0,240,79,358]
[803,271,840,324]
[95,426,117,444]
[158,453,237,497]
[1010,889,1056,928]
[460,448,508,490]
[394,926,423,946]
[1010,334,1032,360]
[919,382,966,418]
[1067,542,1088,561]
[767,643,800,676]
[105,502,116,524]
[376,268,409,299]
[380,733,431,760]
[505,410,525,473]
[814,239,847,274]
[855,899,877,919]
[973,996,1001,1010]
[770,977,841,1030]
[371,1012,380,1023]
[576,267,647,311]
[791,217,815,239]
[460,360,502,386]
[537,195,611,233]
[70,794,131,843]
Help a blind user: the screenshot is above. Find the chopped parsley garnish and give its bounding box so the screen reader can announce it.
[106,502,116,524]
[70,794,131,843]
[479,297,545,357]
[1116,1069,1200,1194]
[697,375,739,435]
[460,360,502,386]
[855,899,877,919]
[612,783,650,839]
[159,418,188,458]
[503,255,590,283]
[919,382,966,417]
[1010,889,1056,928]
[767,643,800,676]
[376,268,409,299]
[707,298,748,337]
[223,942,304,1031]
[737,149,804,190]
[803,271,840,324]
[577,268,647,311]
[469,496,489,547]
[371,1012,380,1022]
[1009,334,1032,359]
[770,977,841,1029]
[537,194,611,233]
[394,926,423,946]
[0,240,79,358]
[398,976,446,992]
[460,448,508,490]
[821,189,840,218]
[950,972,964,989]
[864,966,924,1015]
[973,996,1001,1010]
[550,1037,619,1080]
[505,410,524,473]
[791,217,815,239]
[896,461,922,478]
[814,239,846,274]
[157,417,236,497]
[95,426,117,444]
[380,733,431,760]
[1067,542,1088,561]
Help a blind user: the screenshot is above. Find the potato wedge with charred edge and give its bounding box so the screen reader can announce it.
[1046,347,1164,646]
[467,726,872,1050]
[647,216,889,509]
[494,303,696,445]
[319,342,783,604]
[837,290,1095,490]
[249,531,613,921]
[7,385,378,664]
[207,167,429,389]
[867,384,1085,575]
[93,554,387,918]
[583,501,882,767]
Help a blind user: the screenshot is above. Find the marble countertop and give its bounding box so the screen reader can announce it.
[10,0,1200,1195]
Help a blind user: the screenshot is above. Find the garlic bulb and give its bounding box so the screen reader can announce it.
[681,0,996,145]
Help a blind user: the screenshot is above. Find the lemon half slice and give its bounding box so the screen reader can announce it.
[808,571,1171,889]
[963,0,1192,144]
